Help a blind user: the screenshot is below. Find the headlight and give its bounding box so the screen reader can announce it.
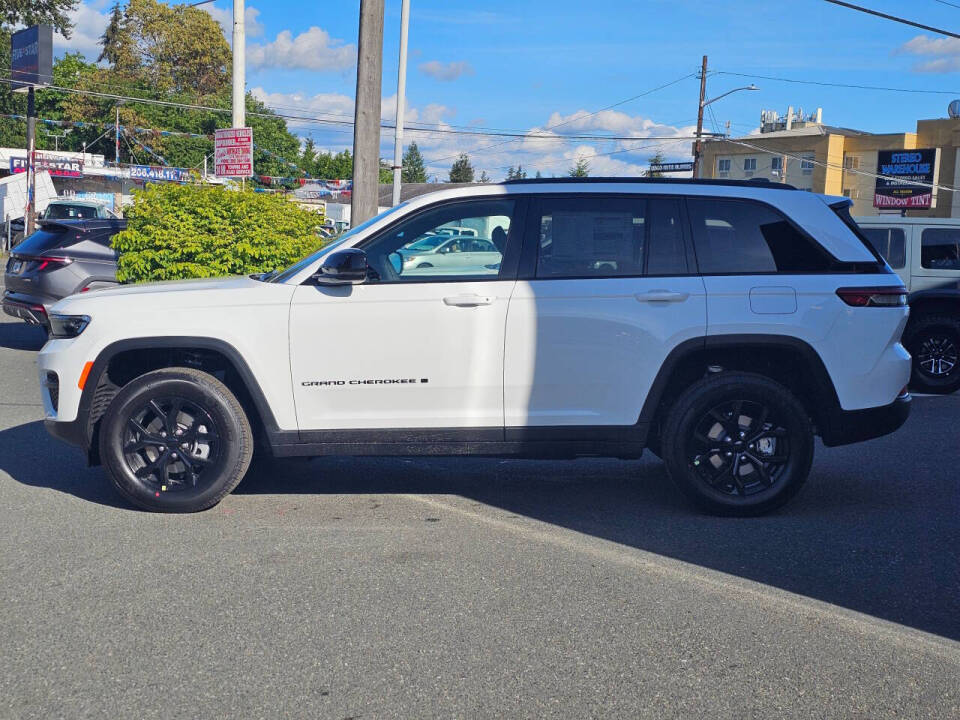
[48,313,91,338]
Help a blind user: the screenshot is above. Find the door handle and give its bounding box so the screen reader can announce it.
[443,294,495,307]
[635,290,689,303]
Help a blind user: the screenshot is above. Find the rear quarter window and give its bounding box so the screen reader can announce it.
[860,227,906,269]
[687,197,832,274]
[920,228,960,270]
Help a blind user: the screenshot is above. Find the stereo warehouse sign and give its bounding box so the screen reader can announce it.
[874,149,940,209]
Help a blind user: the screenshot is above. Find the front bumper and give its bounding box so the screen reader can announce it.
[820,393,911,447]
[2,292,49,326]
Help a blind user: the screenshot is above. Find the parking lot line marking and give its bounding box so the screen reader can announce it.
[401,493,960,662]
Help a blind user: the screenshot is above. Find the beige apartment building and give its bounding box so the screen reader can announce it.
[699,107,960,217]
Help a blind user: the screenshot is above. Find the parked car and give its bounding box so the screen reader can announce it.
[397,234,502,272]
[41,198,120,221]
[855,216,960,394]
[39,178,910,515]
[2,219,124,332]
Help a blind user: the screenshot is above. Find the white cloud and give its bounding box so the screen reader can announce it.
[418,60,474,82]
[53,1,111,60]
[898,34,960,73]
[205,4,265,41]
[248,27,355,72]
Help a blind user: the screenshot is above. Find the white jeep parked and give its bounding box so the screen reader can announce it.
[856,216,960,394]
[39,179,911,515]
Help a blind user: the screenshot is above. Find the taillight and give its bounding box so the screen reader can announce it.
[35,257,73,272]
[835,286,908,307]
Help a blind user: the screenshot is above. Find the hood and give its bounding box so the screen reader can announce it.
[50,274,289,316]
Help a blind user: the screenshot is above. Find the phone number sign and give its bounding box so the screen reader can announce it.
[214,127,254,178]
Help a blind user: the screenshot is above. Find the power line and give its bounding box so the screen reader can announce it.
[423,71,698,165]
[933,0,960,9]
[821,0,960,39]
[715,70,960,95]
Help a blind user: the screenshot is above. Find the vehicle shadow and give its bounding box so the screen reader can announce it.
[3,397,958,642]
[0,321,46,351]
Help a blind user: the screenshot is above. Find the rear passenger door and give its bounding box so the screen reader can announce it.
[503,195,707,430]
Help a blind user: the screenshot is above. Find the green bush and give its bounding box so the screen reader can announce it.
[112,184,326,282]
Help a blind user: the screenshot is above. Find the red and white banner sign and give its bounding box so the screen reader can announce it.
[214,127,254,178]
[873,192,933,209]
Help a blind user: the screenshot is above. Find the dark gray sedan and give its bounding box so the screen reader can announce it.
[2,219,124,331]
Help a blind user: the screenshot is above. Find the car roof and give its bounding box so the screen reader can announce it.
[37,218,127,232]
[47,198,109,207]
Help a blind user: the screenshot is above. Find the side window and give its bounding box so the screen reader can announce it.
[361,200,514,282]
[534,196,688,279]
[687,197,831,274]
[920,228,960,270]
[861,227,906,269]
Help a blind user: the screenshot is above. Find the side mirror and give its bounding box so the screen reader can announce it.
[312,248,369,285]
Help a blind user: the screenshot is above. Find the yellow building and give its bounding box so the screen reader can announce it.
[699,108,960,217]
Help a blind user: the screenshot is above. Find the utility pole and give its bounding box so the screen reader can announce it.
[391,0,410,207]
[115,104,120,165]
[25,86,36,237]
[351,0,385,225]
[692,55,708,179]
[232,0,246,128]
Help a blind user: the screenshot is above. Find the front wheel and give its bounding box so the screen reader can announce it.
[661,372,814,516]
[99,367,253,512]
[906,315,960,395]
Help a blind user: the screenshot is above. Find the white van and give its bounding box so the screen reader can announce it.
[856,216,960,393]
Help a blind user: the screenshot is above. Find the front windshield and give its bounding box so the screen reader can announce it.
[265,202,409,283]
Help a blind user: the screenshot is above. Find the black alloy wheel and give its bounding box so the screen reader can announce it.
[687,399,790,498]
[661,372,814,516]
[122,396,222,493]
[100,367,253,512]
[907,316,960,395]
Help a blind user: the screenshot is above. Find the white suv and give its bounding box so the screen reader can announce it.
[38,179,912,515]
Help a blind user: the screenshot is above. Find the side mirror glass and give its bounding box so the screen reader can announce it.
[312,248,369,285]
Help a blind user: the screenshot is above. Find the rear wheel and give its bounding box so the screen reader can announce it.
[661,372,814,516]
[99,367,253,512]
[906,315,960,395]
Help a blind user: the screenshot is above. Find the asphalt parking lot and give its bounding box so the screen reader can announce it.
[1,307,958,718]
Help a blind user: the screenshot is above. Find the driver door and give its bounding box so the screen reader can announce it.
[289,197,522,432]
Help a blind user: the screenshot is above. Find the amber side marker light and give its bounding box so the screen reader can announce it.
[78,361,94,390]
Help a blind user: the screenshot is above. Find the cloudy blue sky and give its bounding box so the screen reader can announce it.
[55,0,960,179]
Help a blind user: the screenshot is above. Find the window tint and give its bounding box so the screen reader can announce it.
[687,197,830,274]
[534,197,687,279]
[921,228,960,270]
[361,200,513,282]
[861,227,906,269]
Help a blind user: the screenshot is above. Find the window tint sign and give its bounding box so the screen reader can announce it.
[11,25,53,90]
[874,149,940,209]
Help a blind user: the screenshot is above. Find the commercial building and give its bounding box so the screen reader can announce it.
[699,106,960,217]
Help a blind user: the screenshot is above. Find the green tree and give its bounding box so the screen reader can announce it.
[506,164,526,180]
[646,151,665,178]
[478,170,490,183]
[568,155,590,178]
[104,0,231,98]
[98,3,125,65]
[449,153,474,183]
[402,141,427,183]
[534,170,542,178]
[112,184,326,282]
[1,0,77,35]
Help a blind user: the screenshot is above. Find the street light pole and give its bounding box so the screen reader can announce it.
[25,86,36,237]
[391,0,410,207]
[232,0,245,128]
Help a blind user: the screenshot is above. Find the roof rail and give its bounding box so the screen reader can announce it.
[500,176,798,191]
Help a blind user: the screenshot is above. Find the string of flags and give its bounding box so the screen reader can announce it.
[1,112,352,187]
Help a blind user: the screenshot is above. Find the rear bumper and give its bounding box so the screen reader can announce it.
[820,393,911,447]
[2,292,49,326]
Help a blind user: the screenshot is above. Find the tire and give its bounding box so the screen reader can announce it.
[905,315,960,395]
[660,372,814,517]
[99,367,253,512]
[416,262,434,268]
